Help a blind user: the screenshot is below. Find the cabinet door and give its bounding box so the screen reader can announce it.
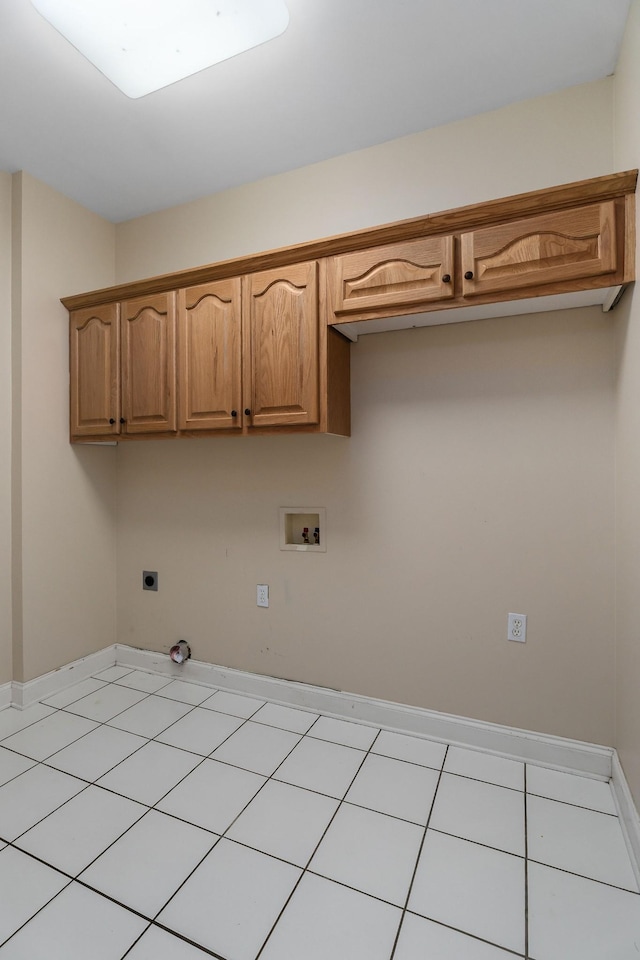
[329,235,455,320]
[244,262,319,428]
[178,279,242,431]
[461,201,617,297]
[121,292,176,434]
[69,303,119,438]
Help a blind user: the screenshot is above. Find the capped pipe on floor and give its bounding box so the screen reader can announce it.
[169,640,191,664]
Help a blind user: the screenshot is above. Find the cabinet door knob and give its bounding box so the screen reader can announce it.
[109,418,115,425]
[231,410,237,418]
[244,408,251,417]
[464,271,474,280]
[120,417,126,424]
[442,274,451,283]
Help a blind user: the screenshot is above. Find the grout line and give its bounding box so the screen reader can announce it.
[388,742,449,960]
[524,764,529,960]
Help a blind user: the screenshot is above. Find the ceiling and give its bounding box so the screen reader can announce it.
[0,0,632,223]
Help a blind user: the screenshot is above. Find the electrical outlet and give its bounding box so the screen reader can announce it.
[508,613,527,642]
[142,570,158,592]
[257,584,269,608]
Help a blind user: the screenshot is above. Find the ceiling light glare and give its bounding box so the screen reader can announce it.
[30,0,290,98]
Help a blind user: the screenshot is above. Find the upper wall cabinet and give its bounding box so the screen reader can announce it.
[65,170,636,442]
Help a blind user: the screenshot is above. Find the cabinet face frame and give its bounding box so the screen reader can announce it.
[243,261,320,429]
[121,292,177,435]
[178,279,242,432]
[69,303,120,438]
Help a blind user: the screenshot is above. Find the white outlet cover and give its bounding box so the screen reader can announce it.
[508,612,527,643]
[257,584,269,608]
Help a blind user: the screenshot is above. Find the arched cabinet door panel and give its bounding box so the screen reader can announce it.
[244,261,319,429]
[121,292,177,434]
[178,279,242,432]
[70,303,120,438]
[461,201,617,297]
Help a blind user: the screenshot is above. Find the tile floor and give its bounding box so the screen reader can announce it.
[0,666,638,958]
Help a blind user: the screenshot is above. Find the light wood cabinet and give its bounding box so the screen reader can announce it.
[178,279,242,431]
[460,201,617,298]
[121,293,177,435]
[66,170,636,442]
[70,294,176,440]
[244,261,319,429]
[70,265,349,441]
[69,303,119,438]
[329,236,455,323]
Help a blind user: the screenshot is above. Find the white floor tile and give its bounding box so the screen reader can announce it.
[1,711,98,761]
[252,701,319,734]
[126,926,213,959]
[274,737,366,798]
[345,752,439,824]
[97,740,202,806]
[409,830,525,955]
[259,872,402,960]
[114,670,174,694]
[156,707,243,756]
[371,730,447,770]
[157,838,301,960]
[528,861,640,960]
[310,802,423,905]
[65,684,148,722]
[308,716,379,750]
[0,880,146,959]
[430,772,525,855]
[527,765,616,814]
[157,758,265,834]
[0,746,35,786]
[227,779,339,867]
[0,846,69,944]
[211,720,300,775]
[107,695,193,738]
[0,764,85,841]
[0,704,56,741]
[200,690,266,718]
[92,666,134,682]
[155,680,215,705]
[16,785,146,875]
[81,809,217,918]
[46,725,146,782]
[527,794,638,891]
[42,678,108,709]
[395,912,519,959]
[444,746,524,791]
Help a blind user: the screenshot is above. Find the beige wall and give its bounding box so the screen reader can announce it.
[0,172,11,684]
[116,78,613,281]
[614,0,640,805]
[13,173,117,681]
[115,80,617,744]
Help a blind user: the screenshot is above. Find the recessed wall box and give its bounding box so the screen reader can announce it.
[280,507,326,552]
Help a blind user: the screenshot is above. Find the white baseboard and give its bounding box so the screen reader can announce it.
[114,643,613,779]
[0,682,12,710]
[612,752,640,889]
[1,641,636,878]
[11,646,117,708]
